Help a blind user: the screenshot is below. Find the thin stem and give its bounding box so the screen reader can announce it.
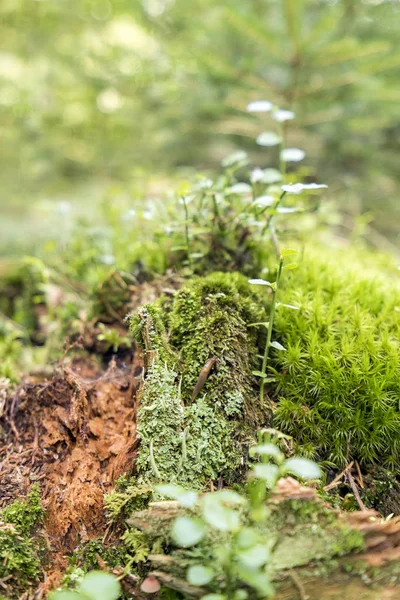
[279,122,286,180]
[182,196,192,270]
[262,190,287,237]
[260,257,284,403]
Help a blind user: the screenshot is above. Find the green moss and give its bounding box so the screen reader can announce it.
[361,468,400,516]
[1,484,45,536]
[0,485,46,598]
[104,475,153,522]
[272,245,400,468]
[268,499,365,570]
[130,272,268,488]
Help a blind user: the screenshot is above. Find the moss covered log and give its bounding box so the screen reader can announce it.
[130,272,268,488]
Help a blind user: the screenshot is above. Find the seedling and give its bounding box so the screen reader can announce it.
[249,248,298,403]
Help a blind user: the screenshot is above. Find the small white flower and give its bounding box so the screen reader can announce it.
[197,178,213,190]
[256,132,281,147]
[302,183,328,190]
[282,183,328,195]
[222,150,248,168]
[272,109,295,122]
[280,148,305,162]
[228,183,252,194]
[254,195,275,207]
[250,168,265,183]
[247,100,273,113]
[262,168,282,183]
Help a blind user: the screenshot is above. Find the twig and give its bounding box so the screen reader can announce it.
[288,569,309,600]
[323,461,354,491]
[347,470,367,511]
[355,461,364,489]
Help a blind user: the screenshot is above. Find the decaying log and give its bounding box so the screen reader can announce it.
[129,479,400,599]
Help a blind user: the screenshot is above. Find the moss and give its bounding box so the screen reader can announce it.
[130,272,268,488]
[104,475,153,522]
[1,484,45,536]
[0,485,46,598]
[272,244,400,468]
[361,468,400,516]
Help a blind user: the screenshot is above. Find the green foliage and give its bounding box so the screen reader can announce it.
[104,476,153,522]
[153,444,363,599]
[0,485,45,598]
[1,484,45,537]
[96,323,132,353]
[273,244,400,467]
[131,272,269,488]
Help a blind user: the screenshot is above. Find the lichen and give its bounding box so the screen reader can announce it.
[130,272,268,489]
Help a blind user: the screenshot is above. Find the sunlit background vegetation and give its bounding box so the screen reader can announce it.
[1,0,399,254]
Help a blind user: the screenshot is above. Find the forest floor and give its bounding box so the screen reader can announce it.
[0,348,141,593]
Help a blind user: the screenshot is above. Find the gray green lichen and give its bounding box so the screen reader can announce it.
[130,272,268,488]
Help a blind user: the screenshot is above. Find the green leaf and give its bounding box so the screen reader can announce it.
[248,321,270,328]
[277,303,299,310]
[277,206,302,214]
[252,370,268,379]
[79,572,121,600]
[236,527,259,549]
[237,566,274,596]
[172,516,205,547]
[249,443,284,462]
[283,263,298,271]
[202,493,242,531]
[237,544,270,568]
[201,595,226,600]
[256,132,281,147]
[156,484,198,509]
[270,341,286,351]
[280,248,298,258]
[248,278,272,286]
[252,464,279,487]
[233,591,248,600]
[284,458,322,480]
[187,565,214,586]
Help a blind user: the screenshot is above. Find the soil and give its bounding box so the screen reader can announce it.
[0,351,142,593]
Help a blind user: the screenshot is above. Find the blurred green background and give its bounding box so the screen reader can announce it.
[1,0,399,254]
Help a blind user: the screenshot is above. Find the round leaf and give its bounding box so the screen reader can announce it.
[187,565,214,585]
[79,572,121,600]
[284,458,322,480]
[252,464,279,488]
[172,516,205,547]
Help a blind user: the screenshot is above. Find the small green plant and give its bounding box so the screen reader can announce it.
[249,248,299,403]
[157,435,321,599]
[96,323,132,353]
[50,571,121,600]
